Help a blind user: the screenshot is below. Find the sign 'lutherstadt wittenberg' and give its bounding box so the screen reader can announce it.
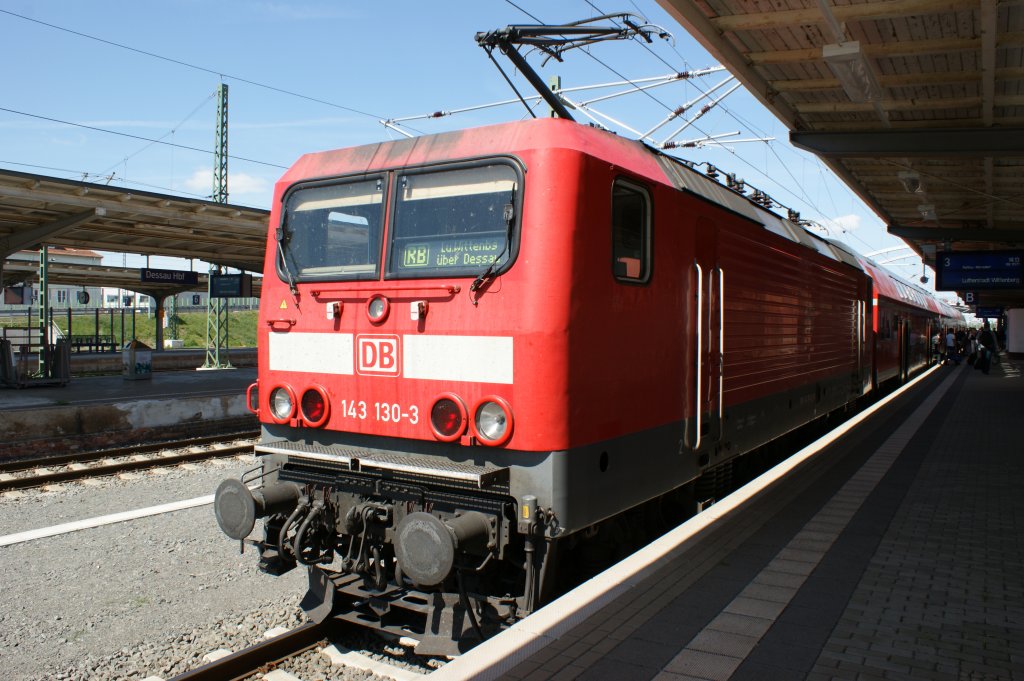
[935,251,1023,291]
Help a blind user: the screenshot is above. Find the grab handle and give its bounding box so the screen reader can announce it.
[694,261,703,451]
[266,318,296,331]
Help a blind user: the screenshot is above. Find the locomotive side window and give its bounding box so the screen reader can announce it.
[387,163,519,279]
[279,178,385,282]
[612,179,651,283]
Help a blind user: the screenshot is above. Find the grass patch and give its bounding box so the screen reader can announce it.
[2,310,258,349]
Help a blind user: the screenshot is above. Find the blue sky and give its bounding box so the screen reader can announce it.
[0,1,933,287]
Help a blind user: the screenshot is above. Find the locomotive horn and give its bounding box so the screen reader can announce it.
[394,511,492,587]
[214,479,303,540]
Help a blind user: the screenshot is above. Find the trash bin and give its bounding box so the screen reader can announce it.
[122,339,153,380]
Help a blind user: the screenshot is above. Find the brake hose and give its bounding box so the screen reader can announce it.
[277,497,309,561]
[293,500,325,566]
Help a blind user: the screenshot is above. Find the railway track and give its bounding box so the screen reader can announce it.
[169,622,328,681]
[168,620,429,681]
[0,431,259,492]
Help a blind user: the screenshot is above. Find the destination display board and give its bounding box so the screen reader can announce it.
[394,237,504,273]
[141,268,200,285]
[935,251,1023,291]
[974,307,1004,319]
[210,273,253,298]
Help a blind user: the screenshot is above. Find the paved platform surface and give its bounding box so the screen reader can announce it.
[0,366,256,412]
[436,354,1024,681]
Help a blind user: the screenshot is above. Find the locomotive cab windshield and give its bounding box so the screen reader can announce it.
[278,177,386,281]
[387,162,519,279]
[277,161,520,285]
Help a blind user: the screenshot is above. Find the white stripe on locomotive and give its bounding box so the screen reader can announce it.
[269,332,513,384]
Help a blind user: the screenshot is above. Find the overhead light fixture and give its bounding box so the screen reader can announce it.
[898,170,922,194]
[823,41,883,103]
[918,204,937,221]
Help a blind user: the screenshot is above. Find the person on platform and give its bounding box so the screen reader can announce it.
[976,322,999,374]
[944,328,960,365]
[967,330,979,365]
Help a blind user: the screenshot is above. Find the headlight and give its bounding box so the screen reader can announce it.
[269,386,296,423]
[300,386,329,427]
[430,394,467,442]
[367,294,390,323]
[472,397,513,446]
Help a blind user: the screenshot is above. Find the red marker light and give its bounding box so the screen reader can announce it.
[430,395,467,442]
[300,386,330,427]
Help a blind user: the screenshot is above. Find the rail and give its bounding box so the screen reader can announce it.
[169,622,329,681]
[0,432,259,492]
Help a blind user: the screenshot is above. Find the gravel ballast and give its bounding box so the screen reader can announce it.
[0,457,440,680]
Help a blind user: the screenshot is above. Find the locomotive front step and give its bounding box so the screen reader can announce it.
[255,440,509,488]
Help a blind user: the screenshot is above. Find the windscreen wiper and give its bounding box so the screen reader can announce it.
[275,226,300,304]
[470,188,516,305]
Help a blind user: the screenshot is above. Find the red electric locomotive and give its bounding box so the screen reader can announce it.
[213,117,953,653]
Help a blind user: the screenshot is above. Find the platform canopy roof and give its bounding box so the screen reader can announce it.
[657,0,1024,308]
[0,169,270,278]
[1,260,262,301]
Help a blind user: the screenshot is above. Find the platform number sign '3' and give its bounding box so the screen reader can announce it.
[356,335,401,376]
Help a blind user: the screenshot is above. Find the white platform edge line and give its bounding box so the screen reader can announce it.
[430,365,947,680]
[0,494,215,547]
[661,367,959,675]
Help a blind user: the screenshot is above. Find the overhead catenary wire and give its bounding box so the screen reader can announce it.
[0,106,288,170]
[659,81,742,146]
[486,5,770,175]
[0,8,384,121]
[501,2,820,221]
[608,5,827,188]
[502,4,759,159]
[552,15,806,218]
[92,92,216,179]
[2,1,916,257]
[570,7,911,262]
[0,159,218,200]
[575,0,898,255]
[383,69,723,133]
[497,8,786,217]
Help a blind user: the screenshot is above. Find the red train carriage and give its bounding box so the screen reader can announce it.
[858,258,957,385]
[213,117,946,653]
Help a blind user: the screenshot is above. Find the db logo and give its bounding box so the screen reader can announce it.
[356,335,401,376]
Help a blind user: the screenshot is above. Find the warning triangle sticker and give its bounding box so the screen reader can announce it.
[279,299,288,309]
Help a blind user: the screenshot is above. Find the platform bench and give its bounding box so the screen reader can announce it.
[68,335,118,353]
